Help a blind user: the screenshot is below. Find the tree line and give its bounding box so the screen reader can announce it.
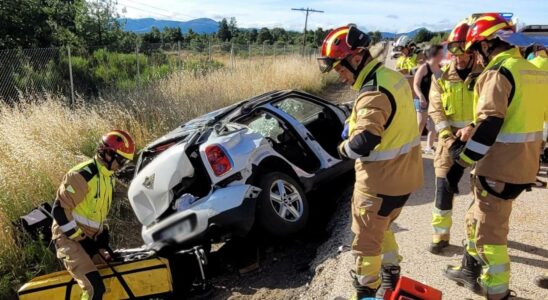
[0,0,386,52]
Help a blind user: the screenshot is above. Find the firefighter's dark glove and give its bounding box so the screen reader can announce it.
[79,237,99,257]
[445,163,465,194]
[448,139,466,161]
[96,228,110,250]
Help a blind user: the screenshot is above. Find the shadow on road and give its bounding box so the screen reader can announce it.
[205,173,355,299]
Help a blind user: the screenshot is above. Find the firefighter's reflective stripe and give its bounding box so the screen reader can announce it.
[435,120,450,131]
[73,213,101,229]
[59,220,77,233]
[344,141,363,160]
[496,131,543,143]
[450,120,471,128]
[466,140,490,155]
[360,136,420,162]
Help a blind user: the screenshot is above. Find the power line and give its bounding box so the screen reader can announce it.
[117,0,198,22]
[291,7,324,55]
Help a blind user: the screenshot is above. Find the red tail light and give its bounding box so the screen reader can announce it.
[205,145,233,176]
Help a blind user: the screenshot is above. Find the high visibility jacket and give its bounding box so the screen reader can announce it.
[530,52,548,140]
[461,47,548,183]
[343,58,423,196]
[428,61,483,132]
[52,159,114,239]
[397,53,418,73]
[530,51,548,70]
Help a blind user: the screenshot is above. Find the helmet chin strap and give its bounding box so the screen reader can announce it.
[340,52,369,81]
[479,41,497,65]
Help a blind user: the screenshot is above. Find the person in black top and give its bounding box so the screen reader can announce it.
[413,45,444,154]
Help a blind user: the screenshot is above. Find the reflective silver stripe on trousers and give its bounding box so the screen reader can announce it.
[484,283,509,295]
[72,213,101,229]
[433,227,450,234]
[344,140,363,160]
[486,263,510,275]
[381,250,400,265]
[59,220,77,232]
[435,120,450,131]
[466,140,490,155]
[496,131,542,143]
[449,120,471,128]
[360,136,421,162]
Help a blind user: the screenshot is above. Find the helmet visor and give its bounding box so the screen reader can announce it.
[394,46,404,52]
[448,42,465,55]
[318,57,339,73]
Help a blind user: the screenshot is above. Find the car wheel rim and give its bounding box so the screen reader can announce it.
[269,179,303,222]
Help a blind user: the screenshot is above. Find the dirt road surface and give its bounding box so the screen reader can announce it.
[200,45,548,300]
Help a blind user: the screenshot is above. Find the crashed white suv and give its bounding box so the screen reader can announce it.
[128,90,353,249]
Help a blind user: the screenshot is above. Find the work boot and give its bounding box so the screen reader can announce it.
[350,271,377,300]
[443,252,482,294]
[428,240,449,254]
[376,265,400,298]
[534,274,548,289]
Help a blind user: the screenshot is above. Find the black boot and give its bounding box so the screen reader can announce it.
[376,265,400,298]
[443,252,482,294]
[534,274,548,289]
[428,240,449,254]
[350,271,377,300]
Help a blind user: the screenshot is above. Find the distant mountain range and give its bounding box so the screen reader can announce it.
[379,28,450,39]
[120,18,219,34]
[120,18,449,39]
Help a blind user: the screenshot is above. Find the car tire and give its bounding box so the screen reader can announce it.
[256,172,309,236]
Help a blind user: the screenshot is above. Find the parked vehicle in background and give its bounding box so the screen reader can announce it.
[128,90,354,250]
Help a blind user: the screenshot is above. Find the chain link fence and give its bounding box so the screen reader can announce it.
[0,42,320,104]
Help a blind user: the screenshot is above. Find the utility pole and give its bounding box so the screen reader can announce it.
[291,7,324,56]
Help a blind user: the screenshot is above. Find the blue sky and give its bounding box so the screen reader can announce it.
[117,0,548,33]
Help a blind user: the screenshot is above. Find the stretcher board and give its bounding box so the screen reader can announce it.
[18,257,173,299]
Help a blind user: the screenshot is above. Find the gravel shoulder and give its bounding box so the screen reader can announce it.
[202,44,548,300]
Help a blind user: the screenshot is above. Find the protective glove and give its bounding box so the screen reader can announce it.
[79,237,99,257]
[448,139,466,161]
[95,228,110,250]
[445,163,465,194]
[337,142,349,160]
[341,122,350,140]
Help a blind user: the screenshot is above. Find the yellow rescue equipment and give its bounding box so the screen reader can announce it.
[18,257,173,299]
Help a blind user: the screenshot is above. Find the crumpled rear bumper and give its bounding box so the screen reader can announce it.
[141,184,261,247]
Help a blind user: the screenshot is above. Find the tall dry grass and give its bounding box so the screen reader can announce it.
[0,55,335,297]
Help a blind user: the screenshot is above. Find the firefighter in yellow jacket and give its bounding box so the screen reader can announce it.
[443,14,548,299]
[427,20,483,254]
[51,130,135,300]
[318,25,423,299]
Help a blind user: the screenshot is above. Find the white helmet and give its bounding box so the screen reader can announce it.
[394,35,411,48]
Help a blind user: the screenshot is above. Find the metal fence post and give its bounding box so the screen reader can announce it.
[208,39,212,61]
[230,42,234,68]
[177,41,182,70]
[262,43,265,59]
[67,46,75,107]
[135,44,140,90]
[248,42,251,58]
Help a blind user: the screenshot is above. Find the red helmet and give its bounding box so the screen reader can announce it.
[318,25,370,73]
[100,130,135,161]
[465,13,514,51]
[448,20,469,43]
[446,20,470,55]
